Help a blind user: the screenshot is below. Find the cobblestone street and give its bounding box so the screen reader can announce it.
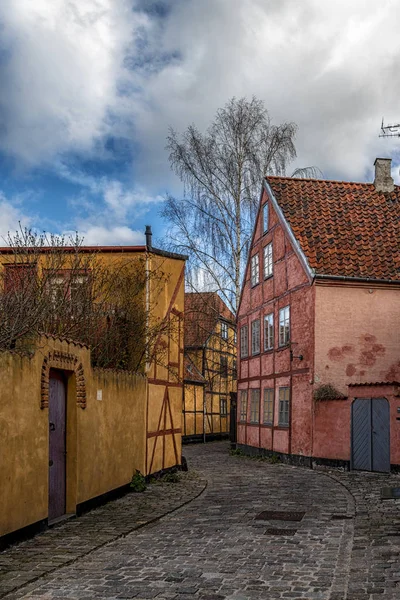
[2,442,400,600]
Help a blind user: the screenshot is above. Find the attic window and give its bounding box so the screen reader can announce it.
[263,203,269,233]
[251,254,259,286]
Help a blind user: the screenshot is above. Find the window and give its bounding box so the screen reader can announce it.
[264,313,274,351]
[251,319,260,355]
[263,243,273,278]
[279,305,290,346]
[240,390,248,422]
[220,355,228,378]
[233,329,237,344]
[240,325,248,358]
[251,254,259,286]
[221,321,228,339]
[232,359,237,380]
[263,203,269,233]
[47,271,89,314]
[4,263,36,293]
[263,388,274,424]
[220,397,228,416]
[278,387,290,427]
[250,389,260,423]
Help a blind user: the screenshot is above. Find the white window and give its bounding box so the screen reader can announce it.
[250,389,260,423]
[278,387,290,427]
[251,254,259,286]
[263,243,273,278]
[220,398,228,416]
[279,305,290,346]
[233,329,237,344]
[251,319,260,355]
[221,321,228,339]
[263,203,269,233]
[240,390,248,422]
[263,388,274,424]
[264,313,274,350]
[240,325,248,358]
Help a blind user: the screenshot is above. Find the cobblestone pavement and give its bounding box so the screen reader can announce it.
[2,442,400,600]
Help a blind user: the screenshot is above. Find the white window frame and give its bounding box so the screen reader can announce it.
[251,254,259,286]
[264,313,274,351]
[263,243,273,279]
[263,388,274,425]
[220,397,228,416]
[250,389,260,423]
[263,203,269,233]
[278,387,290,427]
[221,321,228,339]
[240,325,248,358]
[240,390,248,422]
[279,305,290,347]
[251,319,260,355]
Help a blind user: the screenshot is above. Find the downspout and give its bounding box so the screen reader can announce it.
[145,225,152,373]
[202,345,206,444]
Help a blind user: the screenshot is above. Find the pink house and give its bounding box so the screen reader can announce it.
[237,158,400,472]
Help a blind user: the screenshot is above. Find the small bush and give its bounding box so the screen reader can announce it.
[130,470,146,493]
[229,447,244,456]
[314,384,347,401]
[162,471,180,483]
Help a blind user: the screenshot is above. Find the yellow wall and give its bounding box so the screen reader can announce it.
[0,248,185,538]
[183,320,236,438]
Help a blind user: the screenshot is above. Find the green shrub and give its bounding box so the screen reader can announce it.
[130,470,146,493]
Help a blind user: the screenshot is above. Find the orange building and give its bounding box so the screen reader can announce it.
[237,158,400,472]
[183,292,237,442]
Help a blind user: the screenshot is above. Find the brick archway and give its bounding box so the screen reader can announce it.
[40,350,86,409]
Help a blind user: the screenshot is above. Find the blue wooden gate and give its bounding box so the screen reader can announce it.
[351,398,390,473]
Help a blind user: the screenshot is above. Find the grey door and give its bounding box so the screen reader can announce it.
[48,370,66,521]
[351,398,390,473]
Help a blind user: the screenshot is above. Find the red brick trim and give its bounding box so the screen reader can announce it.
[41,350,86,409]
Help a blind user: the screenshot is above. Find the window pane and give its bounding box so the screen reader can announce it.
[264,313,274,350]
[251,254,259,286]
[220,398,228,416]
[263,388,274,424]
[279,305,290,346]
[221,322,228,339]
[263,203,269,233]
[263,243,273,278]
[240,325,248,358]
[240,390,248,421]
[250,389,260,423]
[251,319,260,355]
[278,387,290,426]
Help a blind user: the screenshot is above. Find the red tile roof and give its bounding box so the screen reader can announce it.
[185,292,235,347]
[266,177,400,281]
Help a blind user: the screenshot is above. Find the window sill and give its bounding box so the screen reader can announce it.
[251,281,260,289]
[251,352,260,357]
[263,347,274,354]
[276,424,289,429]
[264,274,273,281]
[277,344,290,352]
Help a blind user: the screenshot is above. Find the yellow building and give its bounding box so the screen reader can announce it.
[0,234,186,540]
[183,292,237,442]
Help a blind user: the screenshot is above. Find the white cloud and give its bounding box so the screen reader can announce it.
[74,224,144,246]
[0,192,32,241]
[2,0,400,191]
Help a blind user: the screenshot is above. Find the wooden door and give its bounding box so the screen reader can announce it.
[48,370,66,521]
[351,398,390,473]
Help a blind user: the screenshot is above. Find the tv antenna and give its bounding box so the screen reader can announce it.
[380,118,400,138]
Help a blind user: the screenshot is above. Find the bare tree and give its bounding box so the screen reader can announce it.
[162,96,299,314]
[0,227,174,373]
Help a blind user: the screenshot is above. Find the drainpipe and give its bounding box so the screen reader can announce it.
[145,226,152,373]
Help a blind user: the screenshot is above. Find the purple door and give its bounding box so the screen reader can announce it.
[48,370,66,522]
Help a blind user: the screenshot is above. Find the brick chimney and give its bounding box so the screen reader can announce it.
[374,158,394,193]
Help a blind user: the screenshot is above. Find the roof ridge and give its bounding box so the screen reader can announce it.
[266,175,399,187]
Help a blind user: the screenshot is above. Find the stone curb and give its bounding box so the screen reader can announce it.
[0,474,208,600]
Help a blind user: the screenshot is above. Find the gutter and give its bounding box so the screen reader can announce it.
[315,274,400,285]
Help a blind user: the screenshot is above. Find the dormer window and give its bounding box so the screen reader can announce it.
[251,254,259,286]
[262,203,269,233]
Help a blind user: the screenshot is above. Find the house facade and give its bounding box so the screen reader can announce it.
[183,292,237,442]
[0,237,186,542]
[237,158,400,472]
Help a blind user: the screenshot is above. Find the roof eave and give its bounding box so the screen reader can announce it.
[263,179,315,284]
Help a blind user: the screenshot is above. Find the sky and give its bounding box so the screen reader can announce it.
[1,0,400,246]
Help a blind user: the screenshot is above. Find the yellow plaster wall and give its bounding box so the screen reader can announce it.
[0,336,147,538]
